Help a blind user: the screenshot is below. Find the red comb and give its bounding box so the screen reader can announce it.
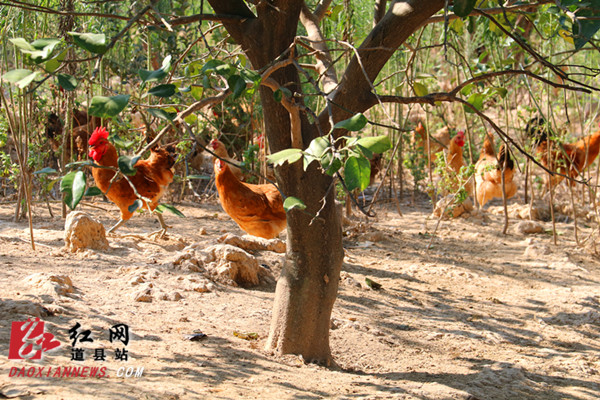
[89,126,109,146]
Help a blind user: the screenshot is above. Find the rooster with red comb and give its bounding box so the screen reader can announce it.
[88,126,177,237]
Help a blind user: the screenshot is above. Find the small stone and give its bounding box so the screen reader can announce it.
[524,244,551,257]
[182,260,203,272]
[129,275,145,286]
[192,282,212,293]
[360,231,386,242]
[133,284,153,302]
[515,220,544,235]
[170,292,183,301]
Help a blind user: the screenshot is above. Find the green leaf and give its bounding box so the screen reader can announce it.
[147,108,176,121]
[117,155,140,176]
[2,69,39,88]
[305,137,330,159]
[22,38,61,63]
[45,48,67,73]
[344,156,371,192]
[273,89,283,103]
[493,87,508,98]
[323,154,343,176]
[88,94,130,118]
[138,55,172,83]
[365,277,382,290]
[200,59,226,75]
[464,93,484,113]
[156,204,185,217]
[190,86,203,101]
[128,199,143,213]
[187,174,210,180]
[57,73,78,91]
[334,113,368,131]
[110,134,135,150]
[453,0,477,18]
[65,160,94,169]
[9,38,35,51]
[11,38,61,63]
[148,84,177,98]
[84,186,103,196]
[184,113,197,124]
[68,32,107,54]
[303,136,331,171]
[356,144,373,160]
[283,196,306,212]
[413,82,429,97]
[572,4,600,49]
[46,178,59,192]
[60,170,86,210]
[267,148,303,166]
[355,135,392,154]
[214,63,235,77]
[240,69,261,84]
[228,75,247,99]
[34,167,58,175]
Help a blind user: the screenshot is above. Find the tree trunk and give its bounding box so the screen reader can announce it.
[208,0,445,365]
[266,160,343,365]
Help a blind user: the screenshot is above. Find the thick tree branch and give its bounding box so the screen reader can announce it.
[323,0,445,132]
[314,0,334,21]
[374,0,388,26]
[299,3,338,94]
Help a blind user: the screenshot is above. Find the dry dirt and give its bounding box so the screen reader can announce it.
[0,193,599,400]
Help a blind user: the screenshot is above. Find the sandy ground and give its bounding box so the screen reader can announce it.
[0,192,599,400]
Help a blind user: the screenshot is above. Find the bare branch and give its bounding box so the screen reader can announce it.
[137,91,230,157]
[422,1,554,27]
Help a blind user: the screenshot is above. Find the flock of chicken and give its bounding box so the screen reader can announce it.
[414,117,600,210]
[46,111,600,241]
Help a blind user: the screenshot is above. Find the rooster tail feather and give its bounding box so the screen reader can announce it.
[497,144,514,170]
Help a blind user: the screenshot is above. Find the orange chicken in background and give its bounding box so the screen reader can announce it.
[213,157,286,239]
[88,126,177,236]
[527,116,600,189]
[445,130,473,196]
[412,122,450,165]
[207,139,245,181]
[474,133,517,207]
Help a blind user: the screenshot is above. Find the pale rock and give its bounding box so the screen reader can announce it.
[524,244,551,257]
[22,273,74,298]
[133,284,153,302]
[64,211,109,252]
[169,292,183,301]
[360,231,386,242]
[218,233,286,253]
[433,196,472,219]
[202,244,266,287]
[182,260,203,272]
[339,271,362,288]
[515,220,544,235]
[192,281,213,293]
